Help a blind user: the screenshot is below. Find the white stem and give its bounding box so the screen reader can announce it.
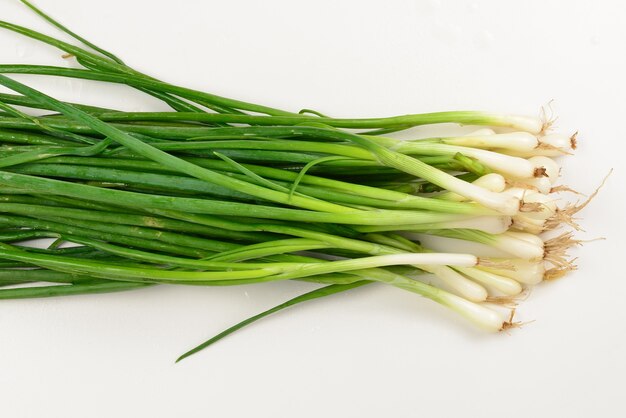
[455,267,523,296]
[505,181,552,201]
[491,233,544,260]
[443,132,539,152]
[475,173,507,192]
[507,156,560,192]
[455,148,535,178]
[503,187,530,199]
[506,231,545,247]
[371,253,478,267]
[435,175,521,215]
[438,173,506,201]
[378,148,520,215]
[539,133,575,153]
[479,259,545,285]
[512,214,545,234]
[420,265,488,302]
[522,177,552,194]
[492,148,568,158]
[402,143,536,178]
[490,114,543,134]
[437,292,504,332]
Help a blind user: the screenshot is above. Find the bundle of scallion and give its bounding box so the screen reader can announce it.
[0,1,597,362]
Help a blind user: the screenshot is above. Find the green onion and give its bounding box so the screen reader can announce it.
[0,2,593,361]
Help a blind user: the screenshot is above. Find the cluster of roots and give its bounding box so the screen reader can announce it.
[501,309,534,332]
[495,167,610,327]
[545,170,611,231]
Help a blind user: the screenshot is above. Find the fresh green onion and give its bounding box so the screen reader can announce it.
[0,2,594,362]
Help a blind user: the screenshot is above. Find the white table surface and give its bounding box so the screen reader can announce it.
[1,1,625,417]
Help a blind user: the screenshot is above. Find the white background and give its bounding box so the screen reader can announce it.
[1,0,625,417]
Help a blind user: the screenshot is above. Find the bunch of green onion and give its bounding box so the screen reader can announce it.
[0,1,591,361]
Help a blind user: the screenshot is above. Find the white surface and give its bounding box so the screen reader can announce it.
[1,0,625,417]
